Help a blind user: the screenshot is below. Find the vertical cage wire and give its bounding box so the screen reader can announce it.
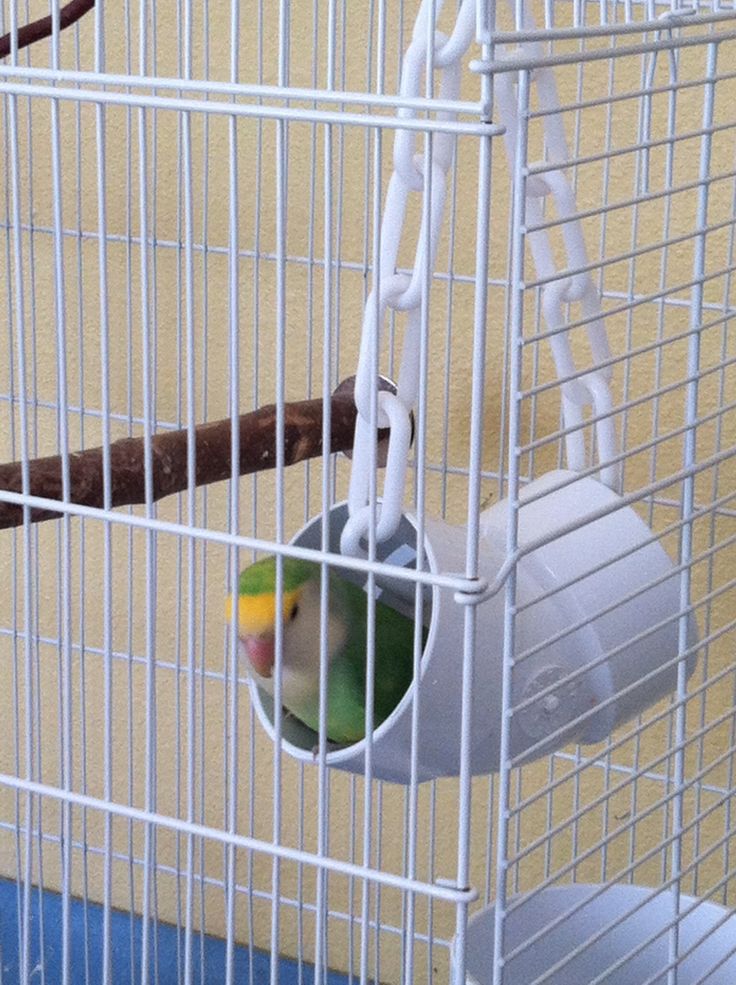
[0,2,735,985]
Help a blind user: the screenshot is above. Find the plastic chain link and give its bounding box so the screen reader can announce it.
[342,0,477,557]
[342,0,620,560]
[494,2,620,490]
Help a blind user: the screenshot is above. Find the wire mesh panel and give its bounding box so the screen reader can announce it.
[0,1,735,985]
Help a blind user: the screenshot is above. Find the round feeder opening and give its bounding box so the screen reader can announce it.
[249,502,436,762]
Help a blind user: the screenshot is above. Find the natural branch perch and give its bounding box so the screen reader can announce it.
[0,380,402,530]
[0,0,95,60]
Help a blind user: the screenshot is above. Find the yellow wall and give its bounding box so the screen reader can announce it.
[1,2,736,982]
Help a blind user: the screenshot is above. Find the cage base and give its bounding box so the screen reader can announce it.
[0,878,349,984]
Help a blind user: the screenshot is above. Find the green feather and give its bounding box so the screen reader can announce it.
[238,555,315,597]
[297,569,425,744]
[236,554,426,744]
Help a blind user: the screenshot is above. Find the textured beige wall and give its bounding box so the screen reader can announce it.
[1,1,736,982]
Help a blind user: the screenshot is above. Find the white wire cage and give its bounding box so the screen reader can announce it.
[0,1,736,984]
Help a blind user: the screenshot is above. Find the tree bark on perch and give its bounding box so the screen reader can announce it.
[0,391,384,530]
[0,21,405,533]
[0,0,95,59]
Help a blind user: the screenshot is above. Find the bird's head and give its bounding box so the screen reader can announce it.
[226,555,321,681]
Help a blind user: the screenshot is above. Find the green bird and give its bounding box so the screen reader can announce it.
[226,555,420,744]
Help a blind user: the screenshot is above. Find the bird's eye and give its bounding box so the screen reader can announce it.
[290,604,299,622]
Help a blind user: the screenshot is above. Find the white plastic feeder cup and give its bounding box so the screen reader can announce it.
[248,470,698,783]
[455,884,736,984]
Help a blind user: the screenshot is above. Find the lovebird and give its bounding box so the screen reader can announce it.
[226,555,421,744]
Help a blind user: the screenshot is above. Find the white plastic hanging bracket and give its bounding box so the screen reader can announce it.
[491,0,621,491]
[341,0,478,558]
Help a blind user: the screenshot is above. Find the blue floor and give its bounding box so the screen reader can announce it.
[0,879,350,984]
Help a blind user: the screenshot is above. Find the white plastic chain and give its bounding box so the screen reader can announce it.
[340,0,477,558]
[341,0,619,558]
[493,2,620,491]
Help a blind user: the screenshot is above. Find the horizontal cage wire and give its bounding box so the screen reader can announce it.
[0,1,735,984]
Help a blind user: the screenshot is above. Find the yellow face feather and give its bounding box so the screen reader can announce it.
[225,587,302,637]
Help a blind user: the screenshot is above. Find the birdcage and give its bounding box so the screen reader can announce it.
[1,0,736,983]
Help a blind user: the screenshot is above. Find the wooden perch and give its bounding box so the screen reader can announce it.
[0,0,95,59]
[0,381,401,530]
